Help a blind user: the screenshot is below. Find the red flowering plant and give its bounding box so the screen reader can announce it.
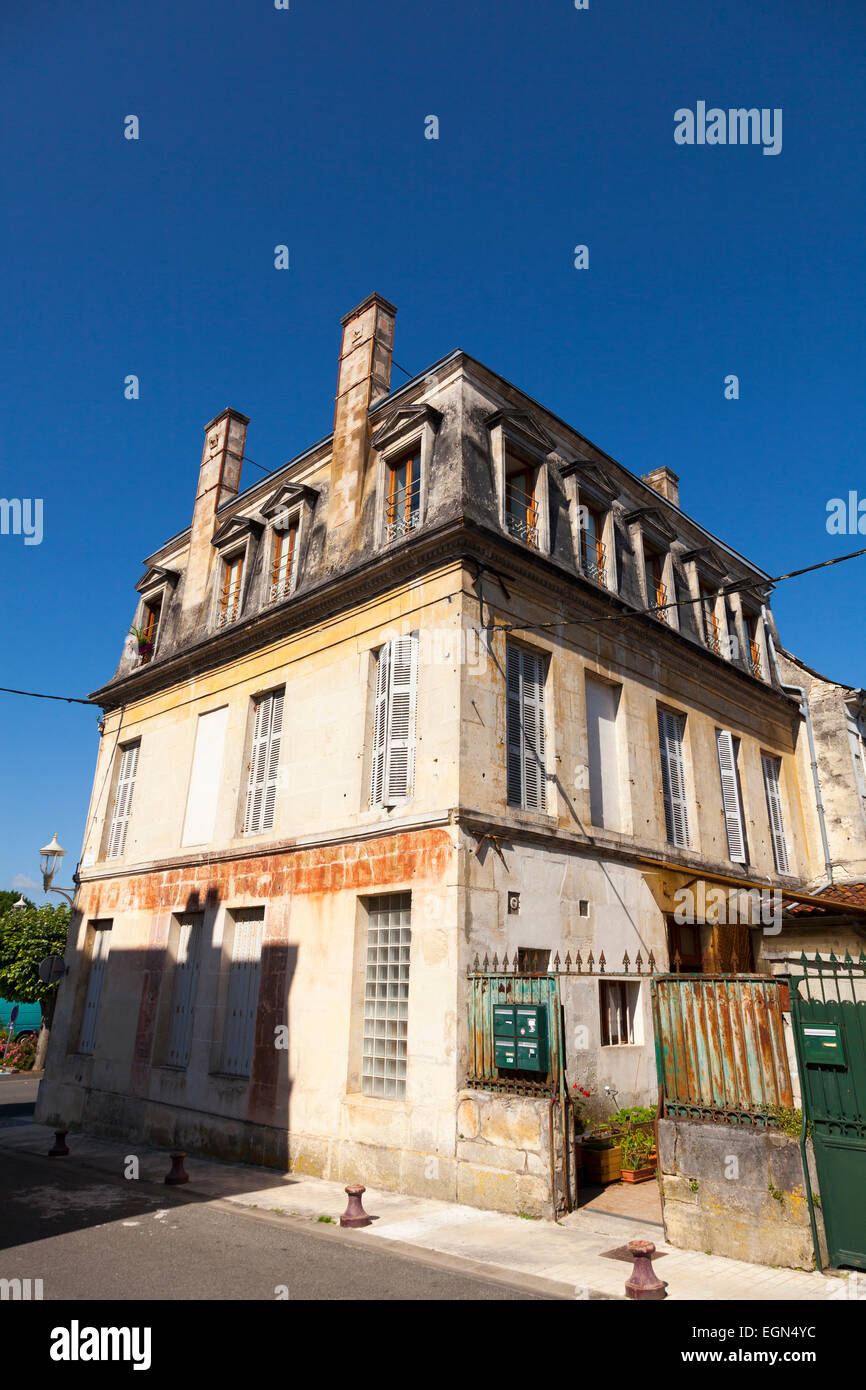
[571,1083,593,1133]
[3,1033,37,1071]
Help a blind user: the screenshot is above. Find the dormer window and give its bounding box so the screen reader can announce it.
[579,503,607,584]
[269,515,299,604]
[743,609,763,678]
[699,580,721,654]
[139,599,161,662]
[218,553,244,628]
[644,546,668,622]
[384,452,421,544]
[505,456,539,548]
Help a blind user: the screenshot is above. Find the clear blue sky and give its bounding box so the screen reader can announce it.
[1,0,864,899]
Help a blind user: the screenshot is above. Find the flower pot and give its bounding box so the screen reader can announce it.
[621,1165,656,1184]
[583,1144,622,1184]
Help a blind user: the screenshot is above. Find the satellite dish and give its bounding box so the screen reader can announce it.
[38,956,67,985]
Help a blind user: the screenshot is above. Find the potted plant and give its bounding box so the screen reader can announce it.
[620,1128,656,1183]
[610,1105,656,1140]
[129,625,154,661]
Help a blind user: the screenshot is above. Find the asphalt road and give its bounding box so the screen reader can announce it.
[0,1076,546,1301]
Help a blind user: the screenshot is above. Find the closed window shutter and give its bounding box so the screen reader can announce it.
[370,643,391,807]
[658,709,690,847]
[384,635,418,803]
[244,691,283,834]
[506,645,546,810]
[107,743,140,859]
[167,916,202,1067]
[716,730,746,863]
[79,927,111,1054]
[762,754,790,873]
[220,912,263,1076]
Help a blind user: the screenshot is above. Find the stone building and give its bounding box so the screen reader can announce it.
[37,294,863,1216]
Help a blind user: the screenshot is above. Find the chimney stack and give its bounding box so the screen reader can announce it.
[641,466,680,508]
[328,294,396,531]
[182,407,249,611]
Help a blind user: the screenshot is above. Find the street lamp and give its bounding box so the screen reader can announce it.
[38,833,75,905]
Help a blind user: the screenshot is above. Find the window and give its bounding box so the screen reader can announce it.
[362,893,411,1098]
[658,708,690,847]
[166,915,203,1068]
[699,581,721,655]
[243,689,284,835]
[667,920,703,972]
[218,553,244,627]
[370,635,418,807]
[504,457,539,548]
[516,947,550,973]
[269,516,299,603]
[79,922,112,1055]
[585,676,621,829]
[384,453,421,543]
[600,980,640,1046]
[762,754,790,874]
[182,706,228,847]
[716,730,747,864]
[743,610,762,677]
[106,741,140,860]
[579,504,607,584]
[140,599,161,661]
[219,908,264,1077]
[506,644,547,811]
[644,546,668,621]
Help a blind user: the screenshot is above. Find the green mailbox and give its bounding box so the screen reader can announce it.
[493,1006,516,1039]
[492,1004,549,1073]
[494,1039,517,1068]
[801,1022,846,1066]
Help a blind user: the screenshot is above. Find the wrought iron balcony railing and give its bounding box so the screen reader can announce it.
[505,482,539,549]
[268,577,294,605]
[748,639,762,678]
[650,581,668,622]
[704,611,721,655]
[217,599,241,628]
[383,479,421,544]
[580,537,607,586]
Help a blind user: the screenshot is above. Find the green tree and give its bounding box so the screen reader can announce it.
[0,902,70,1070]
[0,890,35,915]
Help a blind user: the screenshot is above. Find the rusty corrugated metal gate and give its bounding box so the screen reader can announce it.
[651,973,792,1123]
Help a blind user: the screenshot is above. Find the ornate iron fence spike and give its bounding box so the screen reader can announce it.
[829,950,838,965]
[587,951,595,972]
[502,951,509,970]
[648,951,656,973]
[622,951,630,973]
[598,950,606,974]
[492,953,499,971]
[575,950,582,974]
[564,952,572,972]
[482,954,489,972]
[635,950,643,974]
[843,949,853,965]
[473,953,480,971]
[860,951,866,968]
[673,948,682,972]
[553,951,561,969]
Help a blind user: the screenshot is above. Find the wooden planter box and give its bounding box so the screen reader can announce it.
[582,1144,622,1184]
[621,1164,656,1184]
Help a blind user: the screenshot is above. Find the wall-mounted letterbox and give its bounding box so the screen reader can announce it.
[492,1004,549,1073]
[493,1006,516,1039]
[494,1040,517,1068]
[801,1023,846,1067]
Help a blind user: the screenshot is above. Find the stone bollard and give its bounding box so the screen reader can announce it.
[625,1239,666,1300]
[47,1130,69,1157]
[340,1184,372,1228]
[164,1151,189,1185]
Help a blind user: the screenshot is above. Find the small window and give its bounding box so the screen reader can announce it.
[600,980,641,1046]
[243,690,284,835]
[106,742,140,860]
[139,599,161,662]
[362,893,411,1098]
[644,546,668,621]
[269,516,299,604]
[505,457,539,548]
[219,908,264,1077]
[516,947,550,973]
[370,636,418,807]
[579,504,607,585]
[384,453,421,543]
[716,730,747,864]
[506,644,547,811]
[762,754,790,874]
[218,553,244,627]
[79,921,112,1055]
[658,708,690,848]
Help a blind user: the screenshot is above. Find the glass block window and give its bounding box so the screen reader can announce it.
[362,893,411,1099]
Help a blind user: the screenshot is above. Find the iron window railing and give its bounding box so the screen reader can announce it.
[505,481,539,548]
[384,477,421,544]
[580,537,607,586]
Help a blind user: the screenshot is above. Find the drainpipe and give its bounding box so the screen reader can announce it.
[762,607,833,888]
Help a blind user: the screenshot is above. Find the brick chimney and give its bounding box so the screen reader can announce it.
[328,294,396,531]
[182,407,249,611]
[641,466,680,508]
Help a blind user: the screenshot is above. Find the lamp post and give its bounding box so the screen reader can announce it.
[38,833,76,906]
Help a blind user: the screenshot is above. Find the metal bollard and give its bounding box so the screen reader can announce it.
[47,1130,69,1157]
[164,1151,189,1185]
[625,1239,666,1300]
[340,1184,372,1228]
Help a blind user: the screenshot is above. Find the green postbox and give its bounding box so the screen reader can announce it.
[493,1003,549,1073]
[800,1022,846,1066]
[493,1006,516,1069]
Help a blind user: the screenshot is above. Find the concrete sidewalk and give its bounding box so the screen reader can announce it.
[0,1120,851,1302]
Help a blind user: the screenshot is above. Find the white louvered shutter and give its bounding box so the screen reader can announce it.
[107,743,140,859]
[167,916,202,1067]
[244,691,283,834]
[658,709,690,847]
[79,926,111,1054]
[506,645,523,805]
[384,635,418,803]
[762,754,790,873]
[370,643,391,807]
[716,730,746,863]
[521,650,546,811]
[261,689,284,832]
[220,912,264,1076]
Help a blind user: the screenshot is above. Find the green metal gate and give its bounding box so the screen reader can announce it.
[790,952,866,1271]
